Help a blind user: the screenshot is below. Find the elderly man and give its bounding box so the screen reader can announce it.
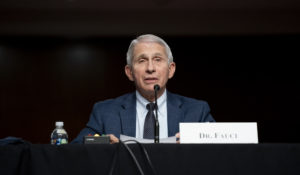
[72,34,215,144]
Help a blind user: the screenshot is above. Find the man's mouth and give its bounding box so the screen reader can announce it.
[144,77,158,83]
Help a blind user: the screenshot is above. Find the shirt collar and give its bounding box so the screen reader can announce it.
[136,89,167,110]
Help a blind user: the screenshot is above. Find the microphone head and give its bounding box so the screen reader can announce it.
[154,84,160,91]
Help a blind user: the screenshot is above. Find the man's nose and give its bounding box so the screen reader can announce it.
[146,60,155,73]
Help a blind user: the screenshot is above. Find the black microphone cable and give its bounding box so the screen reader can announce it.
[109,140,158,175]
[154,84,160,143]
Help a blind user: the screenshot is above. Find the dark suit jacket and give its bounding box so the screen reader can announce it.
[71,91,215,144]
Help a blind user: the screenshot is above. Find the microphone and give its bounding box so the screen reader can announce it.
[154,84,160,92]
[154,84,160,143]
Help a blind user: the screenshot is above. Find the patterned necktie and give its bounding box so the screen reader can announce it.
[143,103,156,139]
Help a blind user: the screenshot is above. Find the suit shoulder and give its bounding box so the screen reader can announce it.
[168,92,207,103]
[168,92,209,106]
[93,92,134,108]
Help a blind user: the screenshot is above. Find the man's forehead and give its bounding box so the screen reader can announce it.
[133,42,167,57]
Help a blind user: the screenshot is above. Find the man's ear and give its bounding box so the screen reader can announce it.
[125,65,134,81]
[168,62,176,79]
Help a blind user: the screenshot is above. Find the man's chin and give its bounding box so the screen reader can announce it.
[137,84,163,95]
[138,88,155,96]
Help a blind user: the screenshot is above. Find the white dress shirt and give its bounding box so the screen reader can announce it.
[135,89,168,139]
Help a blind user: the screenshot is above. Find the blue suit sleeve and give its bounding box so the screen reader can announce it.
[201,101,215,122]
[71,103,104,144]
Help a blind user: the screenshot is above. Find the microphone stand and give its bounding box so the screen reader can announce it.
[154,85,160,143]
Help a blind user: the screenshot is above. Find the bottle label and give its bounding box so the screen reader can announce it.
[51,138,68,145]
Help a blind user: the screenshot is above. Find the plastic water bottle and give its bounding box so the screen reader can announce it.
[51,121,68,145]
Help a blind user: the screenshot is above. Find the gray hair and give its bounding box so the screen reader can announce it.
[126,34,173,66]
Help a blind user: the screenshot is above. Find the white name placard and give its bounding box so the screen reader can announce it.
[180,122,258,144]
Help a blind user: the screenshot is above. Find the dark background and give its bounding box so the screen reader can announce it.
[0,0,300,144]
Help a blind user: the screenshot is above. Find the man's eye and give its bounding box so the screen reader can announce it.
[138,59,145,63]
[154,57,161,61]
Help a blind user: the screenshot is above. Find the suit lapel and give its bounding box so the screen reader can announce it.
[167,92,184,137]
[119,93,136,137]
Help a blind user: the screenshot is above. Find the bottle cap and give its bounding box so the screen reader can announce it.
[55,121,64,127]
